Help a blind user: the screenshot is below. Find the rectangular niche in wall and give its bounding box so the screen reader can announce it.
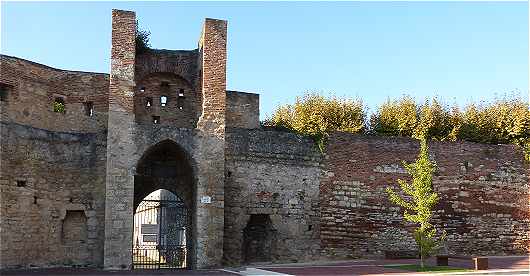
[0,83,13,102]
[62,210,89,265]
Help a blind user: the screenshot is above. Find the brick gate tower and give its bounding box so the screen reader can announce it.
[103,9,227,269]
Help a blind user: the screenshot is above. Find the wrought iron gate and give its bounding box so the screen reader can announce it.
[133,192,188,269]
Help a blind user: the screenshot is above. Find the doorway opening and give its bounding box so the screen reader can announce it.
[133,189,188,269]
[243,214,277,264]
[132,140,195,269]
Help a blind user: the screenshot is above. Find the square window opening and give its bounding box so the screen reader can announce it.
[139,87,145,93]
[16,180,27,187]
[178,89,185,98]
[53,97,66,113]
[152,116,160,124]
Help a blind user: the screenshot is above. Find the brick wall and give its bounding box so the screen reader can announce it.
[134,72,199,127]
[134,50,201,128]
[0,55,109,132]
[320,133,530,259]
[197,18,227,136]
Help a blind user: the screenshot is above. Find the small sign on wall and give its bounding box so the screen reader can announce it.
[200,196,212,204]
[141,224,158,234]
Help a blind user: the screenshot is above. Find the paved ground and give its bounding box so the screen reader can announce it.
[1,256,527,276]
[248,256,529,276]
[0,268,238,276]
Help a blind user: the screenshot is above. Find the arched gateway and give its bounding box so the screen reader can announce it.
[104,9,227,270]
[133,141,194,269]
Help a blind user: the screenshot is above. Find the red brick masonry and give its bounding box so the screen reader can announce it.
[320,133,529,258]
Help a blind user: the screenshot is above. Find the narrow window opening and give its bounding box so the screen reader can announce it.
[177,89,185,110]
[53,97,66,113]
[160,96,167,107]
[145,97,153,108]
[33,196,38,204]
[307,224,313,231]
[84,101,94,117]
[16,180,27,187]
[152,116,160,124]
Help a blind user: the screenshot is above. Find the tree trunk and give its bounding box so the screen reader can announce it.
[419,243,424,269]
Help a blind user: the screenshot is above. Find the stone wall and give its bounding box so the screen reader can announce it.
[224,128,322,266]
[0,122,107,269]
[320,133,530,259]
[0,55,108,270]
[0,55,109,132]
[226,91,259,129]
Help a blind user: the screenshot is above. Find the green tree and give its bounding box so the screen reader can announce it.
[386,139,445,268]
[264,92,366,151]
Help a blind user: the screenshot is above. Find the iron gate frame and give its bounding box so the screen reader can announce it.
[133,197,189,269]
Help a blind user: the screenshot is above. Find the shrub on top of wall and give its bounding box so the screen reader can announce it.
[136,20,151,54]
[262,93,366,151]
[265,92,530,160]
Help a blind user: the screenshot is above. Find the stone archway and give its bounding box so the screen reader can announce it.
[133,140,195,269]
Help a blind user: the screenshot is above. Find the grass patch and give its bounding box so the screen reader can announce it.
[384,264,472,273]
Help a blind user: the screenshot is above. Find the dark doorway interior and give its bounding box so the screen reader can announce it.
[243,214,277,264]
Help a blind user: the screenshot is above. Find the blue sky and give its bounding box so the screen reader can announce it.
[1,1,528,118]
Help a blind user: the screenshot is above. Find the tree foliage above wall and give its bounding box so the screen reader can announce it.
[262,93,366,151]
[265,92,530,160]
[370,95,530,145]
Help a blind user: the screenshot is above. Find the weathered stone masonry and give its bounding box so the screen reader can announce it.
[1,8,528,271]
[224,128,322,265]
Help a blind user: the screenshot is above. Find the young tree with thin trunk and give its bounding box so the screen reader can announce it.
[386,139,446,268]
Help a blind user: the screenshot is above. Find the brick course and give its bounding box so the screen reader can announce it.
[320,133,529,259]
